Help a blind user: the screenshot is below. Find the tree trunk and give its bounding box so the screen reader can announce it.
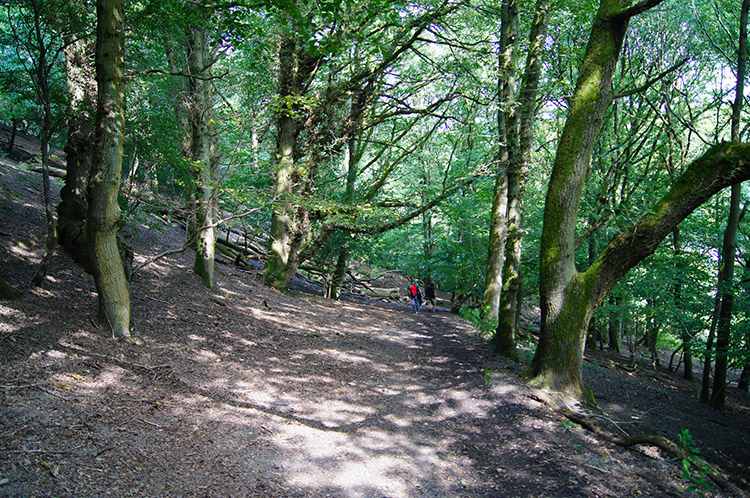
[710,0,748,409]
[495,0,550,358]
[329,247,349,300]
[738,331,750,391]
[700,298,719,403]
[480,0,516,325]
[29,0,56,287]
[264,34,307,292]
[329,139,360,300]
[645,299,661,367]
[710,184,741,408]
[58,36,97,271]
[88,0,130,339]
[187,23,218,290]
[607,293,621,353]
[531,0,633,400]
[672,227,693,380]
[530,0,750,400]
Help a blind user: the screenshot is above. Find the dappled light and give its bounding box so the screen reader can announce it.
[2,161,749,497]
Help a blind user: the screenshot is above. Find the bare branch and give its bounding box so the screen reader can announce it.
[613,58,689,100]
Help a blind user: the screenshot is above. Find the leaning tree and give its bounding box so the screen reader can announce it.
[87,0,130,339]
[528,0,750,402]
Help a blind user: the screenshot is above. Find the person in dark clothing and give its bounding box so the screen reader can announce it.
[424,278,436,312]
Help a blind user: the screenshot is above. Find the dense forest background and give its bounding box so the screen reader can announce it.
[1,0,749,415]
[1,0,750,495]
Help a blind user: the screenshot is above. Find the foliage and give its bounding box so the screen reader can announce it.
[677,429,713,495]
[460,305,497,338]
[0,0,747,387]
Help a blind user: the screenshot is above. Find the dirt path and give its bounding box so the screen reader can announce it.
[1,160,748,497]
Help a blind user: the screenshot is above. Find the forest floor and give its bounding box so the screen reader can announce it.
[1,147,749,497]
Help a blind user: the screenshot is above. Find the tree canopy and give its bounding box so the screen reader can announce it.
[0,0,748,408]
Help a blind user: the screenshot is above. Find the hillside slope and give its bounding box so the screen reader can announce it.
[0,157,748,497]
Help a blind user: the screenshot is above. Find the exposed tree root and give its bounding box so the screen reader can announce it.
[559,407,746,497]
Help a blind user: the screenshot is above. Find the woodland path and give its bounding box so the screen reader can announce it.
[0,158,749,497]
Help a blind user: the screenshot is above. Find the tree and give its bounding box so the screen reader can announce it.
[528,0,750,401]
[87,0,130,339]
[57,1,96,270]
[710,0,748,409]
[2,0,68,285]
[480,0,516,326]
[263,0,468,292]
[493,0,550,357]
[186,13,218,291]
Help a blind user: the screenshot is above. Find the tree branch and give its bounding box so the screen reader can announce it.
[559,407,746,496]
[613,58,689,100]
[587,142,750,305]
[619,0,668,19]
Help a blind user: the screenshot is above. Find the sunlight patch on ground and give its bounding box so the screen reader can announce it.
[431,389,496,421]
[490,382,520,396]
[275,421,471,498]
[0,304,26,333]
[294,398,376,428]
[50,363,132,399]
[7,240,37,259]
[382,413,413,427]
[194,349,221,362]
[307,348,373,365]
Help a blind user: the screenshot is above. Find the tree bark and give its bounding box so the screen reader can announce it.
[28,0,56,287]
[329,138,361,300]
[534,143,750,399]
[264,33,309,292]
[738,307,750,391]
[58,35,97,272]
[263,5,454,292]
[529,0,750,403]
[531,0,635,399]
[710,0,748,409]
[88,0,130,339]
[607,293,622,353]
[187,22,218,290]
[672,227,693,380]
[710,184,740,408]
[495,0,550,357]
[481,0,516,325]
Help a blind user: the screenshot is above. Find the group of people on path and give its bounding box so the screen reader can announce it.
[408,278,436,314]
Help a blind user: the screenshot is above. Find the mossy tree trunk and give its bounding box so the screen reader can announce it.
[187,21,218,291]
[530,0,750,400]
[480,0,516,326]
[532,0,632,399]
[495,0,550,357]
[88,0,130,339]
[534,142,750,398]
[263,6,452,293]
[263,33,311,292]
[23,0,59,287]
[58,35,97,271]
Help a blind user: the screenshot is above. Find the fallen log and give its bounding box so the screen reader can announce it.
[30,165,67,178]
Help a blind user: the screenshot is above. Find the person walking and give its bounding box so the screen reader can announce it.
[408,280,422,313]
[424,278,436,312]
